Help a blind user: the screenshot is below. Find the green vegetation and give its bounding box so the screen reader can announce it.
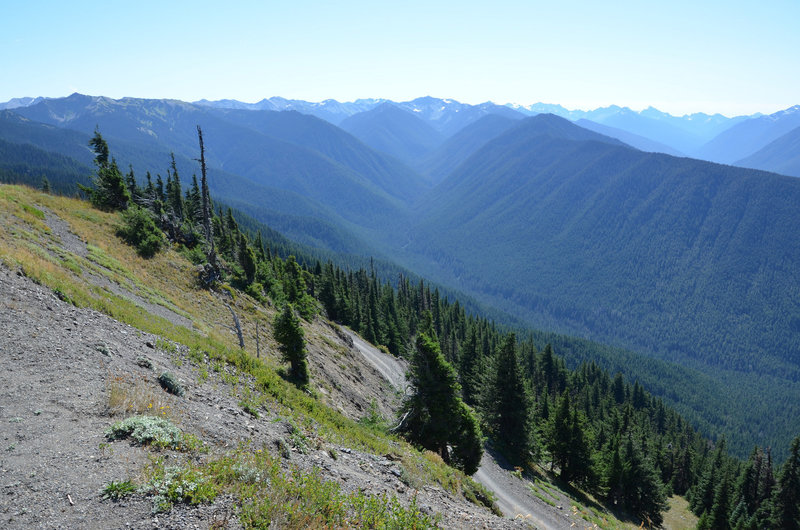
[0,183,486,523]
[157,371,184,397]
[136,445,439,526]
[397,313,483,475]
[79,130,130,211]
[117,205,164,257]
[273,303,309,386]
[101,479,137,501]
[407,116,800,459]
[105,415,187,449]
[4,120,800,528]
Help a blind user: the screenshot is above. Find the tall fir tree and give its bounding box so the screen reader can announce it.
[486,333,533,465]
[397,312,482,474]
[770,436,800,530]
[81,130,130,211]
[273,303,308,385]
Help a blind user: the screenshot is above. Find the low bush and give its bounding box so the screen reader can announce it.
[116,205,163,258]
[101,479,137,501]
[105,415,184,448]
[158,371,184,397]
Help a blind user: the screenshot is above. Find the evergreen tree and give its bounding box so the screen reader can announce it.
[611,435,668,527]
[167,153,184,220]
[707,467,733,530]
[459,326,483,406]
[273,303,308,385]
[692,438,728,516]
[397,312,482,474]
[770,436,800,530]
[238,233,257,285]
[548,392,574,478]
[81,130,130,211]
[486,333,533,465]
[125,165,140,204]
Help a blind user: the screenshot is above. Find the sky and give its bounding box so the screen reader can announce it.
[2,0,798,117]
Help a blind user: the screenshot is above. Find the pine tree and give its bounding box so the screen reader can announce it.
[196,126,217,269]
[81,129,130,211]
[167,153,184,221]
[770,436,800,530]
[238,233,257,285]
[548,392,574,478]
[459,326,483,406]
[486,333,532,465]
[273,304,308,385]
[707,466,733,530]
[397,312,482,474]
[125,165,140,205]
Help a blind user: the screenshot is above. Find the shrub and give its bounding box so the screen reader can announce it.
[117,205,164,258]
[102,479,137,501]
[158,371,184,397]
[105,415,183,448]
[145,465,218,513]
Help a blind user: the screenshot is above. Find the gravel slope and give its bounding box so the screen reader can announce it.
[0,264,525,529]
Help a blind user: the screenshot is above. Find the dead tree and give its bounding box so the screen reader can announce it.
[196,126,217,269]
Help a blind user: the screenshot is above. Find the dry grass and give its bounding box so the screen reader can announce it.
[106,372,178,420]
[661,495,698,530]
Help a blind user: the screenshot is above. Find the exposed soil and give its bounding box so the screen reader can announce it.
[0,265,527,529]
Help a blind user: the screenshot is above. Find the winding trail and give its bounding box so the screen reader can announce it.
[343,327,570,529]
[342,328,409,393]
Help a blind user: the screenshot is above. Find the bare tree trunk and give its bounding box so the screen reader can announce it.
[196,126,216,268]
[255,320,260,358]
[224,301,245,349]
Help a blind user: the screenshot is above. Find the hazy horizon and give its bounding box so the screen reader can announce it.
[3,1,798,117]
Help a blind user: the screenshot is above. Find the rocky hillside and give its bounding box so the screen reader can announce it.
[0,185,522,529]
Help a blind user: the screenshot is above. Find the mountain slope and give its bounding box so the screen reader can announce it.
[205,107,429,202]
[575,118,684,156]
[397,97,525,137]
[0,137,93,193]
[409,114,800,378]
[736,125,800,177]
[694,105,800,163]
[392,114,800,456]
[9,94,426,251]
[339,102,445,165]
[0,184,519,529]
[415,114,522,184]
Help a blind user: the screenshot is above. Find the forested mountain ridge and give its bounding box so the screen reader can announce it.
[339,102,445,166]
[408,114,800,379]
[737,125,800,177]
[3,94,800,465]
[694,105,800,164]
[395,114,800,458]
[575,118,684,156]
[414,114,522,184]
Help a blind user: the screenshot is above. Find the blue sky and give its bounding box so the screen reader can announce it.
[2,0,798,116]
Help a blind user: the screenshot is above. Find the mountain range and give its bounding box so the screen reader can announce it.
[1,92,799,458]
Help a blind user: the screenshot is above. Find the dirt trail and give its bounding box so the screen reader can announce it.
[343,328,573,528]
[341,328,408,393]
